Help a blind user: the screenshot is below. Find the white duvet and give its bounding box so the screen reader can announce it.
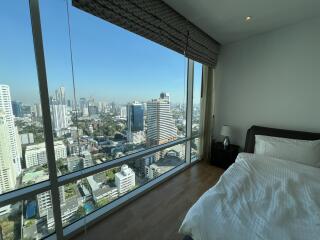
[179,153,320,240]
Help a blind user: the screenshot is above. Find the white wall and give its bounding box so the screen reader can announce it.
[214,17,320,149]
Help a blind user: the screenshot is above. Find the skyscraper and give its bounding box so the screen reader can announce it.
[146,93,177,147]
[35,103,42,118]
[11,101,22,117]
[50,87,68,137]
[120,106,127,119]
[55,86,66,105]
[0,85,21,175]
[0,112,16,193]
[127,102,144,143]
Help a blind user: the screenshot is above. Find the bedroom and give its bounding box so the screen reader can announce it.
[0,0,320,240]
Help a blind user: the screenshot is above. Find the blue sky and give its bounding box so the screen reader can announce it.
[0,0,201,105]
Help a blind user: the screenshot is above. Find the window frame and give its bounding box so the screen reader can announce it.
[0,1,203,239]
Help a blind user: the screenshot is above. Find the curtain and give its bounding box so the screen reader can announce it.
[199,65,215,162]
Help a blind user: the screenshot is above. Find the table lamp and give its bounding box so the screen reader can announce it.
[220,125,232,149]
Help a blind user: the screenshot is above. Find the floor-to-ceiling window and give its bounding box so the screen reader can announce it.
[0,1,203,239]
[191,62,203,162]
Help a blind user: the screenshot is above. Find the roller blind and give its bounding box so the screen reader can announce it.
[72,0,221,67]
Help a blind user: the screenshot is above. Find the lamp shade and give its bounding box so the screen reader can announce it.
[220,125,232,137]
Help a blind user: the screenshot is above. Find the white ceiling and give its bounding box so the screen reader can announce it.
[163,0,320,44]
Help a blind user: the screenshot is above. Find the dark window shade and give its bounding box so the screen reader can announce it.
[72,0,221,67]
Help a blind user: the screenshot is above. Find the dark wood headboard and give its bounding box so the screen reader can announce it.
[244,125,320,153]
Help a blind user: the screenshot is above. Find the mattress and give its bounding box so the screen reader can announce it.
[179,153,320,240]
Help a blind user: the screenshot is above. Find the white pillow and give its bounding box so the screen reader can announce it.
[254,135,320,167]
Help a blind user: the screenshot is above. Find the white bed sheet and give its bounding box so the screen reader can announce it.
[179,153,320,240]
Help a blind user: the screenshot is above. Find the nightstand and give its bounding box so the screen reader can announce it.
[211,142,240,169]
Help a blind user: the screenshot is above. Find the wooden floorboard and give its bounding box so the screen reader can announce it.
[72,161,224,240]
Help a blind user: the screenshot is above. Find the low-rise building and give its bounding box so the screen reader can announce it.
[115,165,135,195]
[25,141,67,168]
[47,197,79,230]
[92,186,118,202]
[145,164,162,180]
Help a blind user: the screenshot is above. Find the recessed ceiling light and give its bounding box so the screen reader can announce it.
[245,16,252,22]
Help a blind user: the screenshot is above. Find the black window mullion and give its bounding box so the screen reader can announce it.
[29,0,64,238]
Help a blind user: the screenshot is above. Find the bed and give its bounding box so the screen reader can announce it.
[180,125,320,240]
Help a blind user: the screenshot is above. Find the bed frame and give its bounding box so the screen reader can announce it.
[244,125,320,153]
[183,125,320,240]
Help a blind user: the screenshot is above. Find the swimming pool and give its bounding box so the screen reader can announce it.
[83,202,95,214]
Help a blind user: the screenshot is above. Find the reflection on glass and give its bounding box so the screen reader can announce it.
[192,62,202,136]
[0,191,54,240]
[191,138,200,162]
[39,0,187,176]
[0,1,48,195]
[59,144,185,227]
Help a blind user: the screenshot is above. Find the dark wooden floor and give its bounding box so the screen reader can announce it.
[72,161,224,240]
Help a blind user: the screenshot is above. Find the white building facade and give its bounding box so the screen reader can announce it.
[0,85,22,175]
[146,93,177,147]
[37,187,65,218]
[0,112,16,193]
[115,165,135,195]
[25,141,67,168]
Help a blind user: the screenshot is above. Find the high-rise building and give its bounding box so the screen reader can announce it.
[25,141,67,168]
[88,105,98,116]
[55,86,66,105]
[146,93,177,146]
[0,112,16,193]
[67,99,72,108]
[115,165,135,195]
[50,87,68,137]
[79,97,87,113]
[11,101,22,117]
[120,106,127,118]
[0,85,22,175]
[21,105,31,115]
[35,103,42,118]
[127,102,144,143]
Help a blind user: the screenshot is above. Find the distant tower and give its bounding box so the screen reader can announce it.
[79,97,87,115]
[50,87,68,137]
[11,101,23,117]
[0,112,16,193]
[0,85,21,175]
[55,86,66,105]
[146,93,177,147]
[35,103,42,118]
[127,102,144,143]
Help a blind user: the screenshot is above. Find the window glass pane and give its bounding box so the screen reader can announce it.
[39,0,187,176]
[191,138,200,162]
[192,62,202,136]
[0,191,54,240]
[59,143,185,227]
[0,1,48,195]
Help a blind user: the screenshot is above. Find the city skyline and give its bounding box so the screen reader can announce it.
[0,82,195,239]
